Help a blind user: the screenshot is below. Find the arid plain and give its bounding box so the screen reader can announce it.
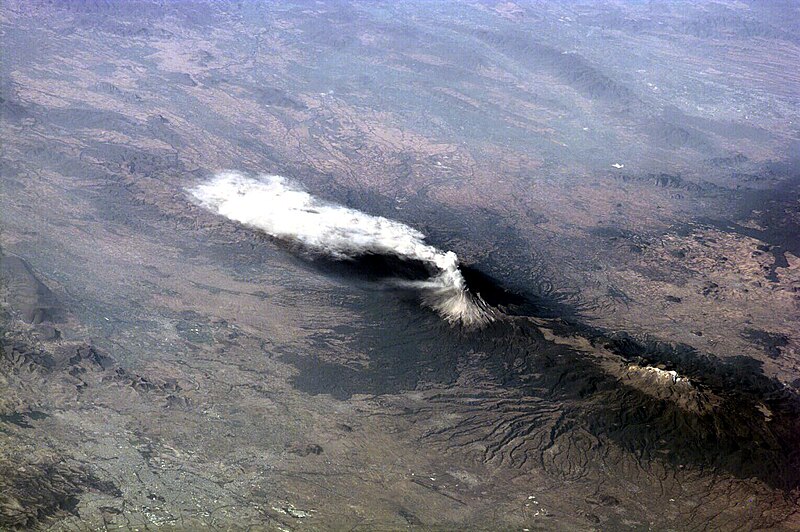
[2,1,799,530]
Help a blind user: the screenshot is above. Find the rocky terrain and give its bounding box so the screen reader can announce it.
[1,1,799,530]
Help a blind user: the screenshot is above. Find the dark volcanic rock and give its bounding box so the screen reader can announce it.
[742,328,790,359]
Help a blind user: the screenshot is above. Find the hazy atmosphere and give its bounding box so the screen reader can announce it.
[1,1,799,530]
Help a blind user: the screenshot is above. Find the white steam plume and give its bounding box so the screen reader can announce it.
[190,172,495,326]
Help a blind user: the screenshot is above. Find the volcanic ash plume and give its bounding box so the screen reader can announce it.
[191,172,495,326]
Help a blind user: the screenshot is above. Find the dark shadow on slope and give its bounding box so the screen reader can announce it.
[285,304,800,492]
